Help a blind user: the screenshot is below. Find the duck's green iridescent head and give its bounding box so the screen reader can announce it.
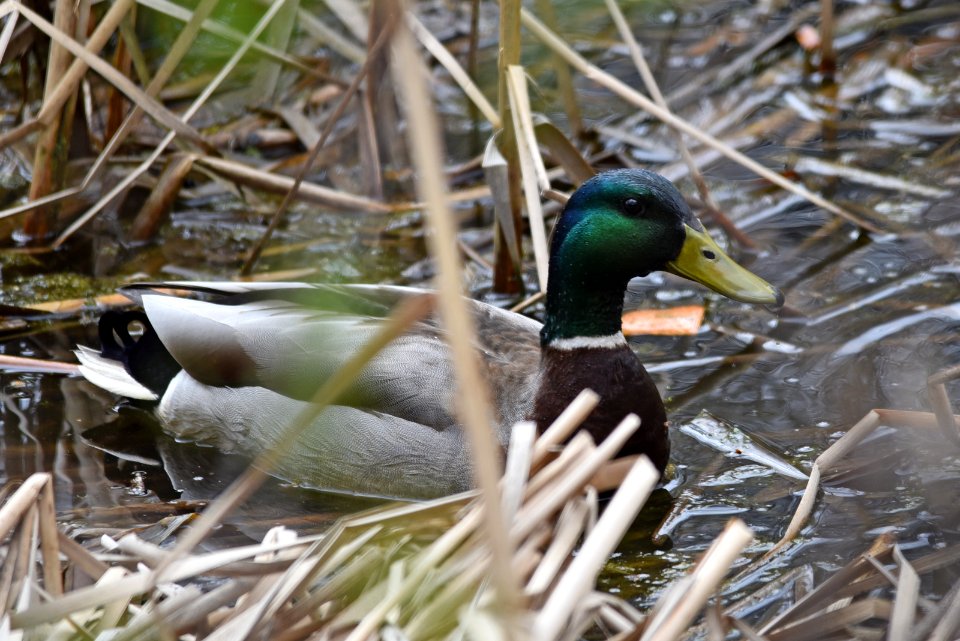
[541,168,782,345]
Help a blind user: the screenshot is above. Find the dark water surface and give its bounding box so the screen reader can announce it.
[2,0,960,618]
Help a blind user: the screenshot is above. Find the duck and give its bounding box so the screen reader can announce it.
[76,168,782,500]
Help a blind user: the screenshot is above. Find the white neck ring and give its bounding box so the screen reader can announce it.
[548,333,627,351]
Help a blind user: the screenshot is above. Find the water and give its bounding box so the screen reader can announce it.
[2,0,960,618]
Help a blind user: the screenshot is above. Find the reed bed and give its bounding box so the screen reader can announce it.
[3,421,959,640]
[0,401,746,641]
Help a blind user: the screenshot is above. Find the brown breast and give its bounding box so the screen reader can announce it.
[527,344,670,474]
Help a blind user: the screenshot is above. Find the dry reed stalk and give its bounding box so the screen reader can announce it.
[24,0,83,240]
[9,532,320,628]
[0,8,17,60]
[533,457,659,639]
[509,290,546,314]
[515,416,639,540]
[793,157,950,199]
[35,477,62,598]
[83,0,222,186]
[531,119,596,184]
[506,64,550,291]
[603,0,754,249]
[530,389,600,464]
[195,155,396,214]
[502,421,537,521]
[360,0,393,201]
[407,13,499,127]
[0,1,205,151]
[0,473,62,615]
[534,0,583,137]
[129,153,196,242]
[524,432,595,500]
[106,4,134,140]
[888,546,919,641]
[483,137,524,271]
[492,0,525,295]
[925,365,960,446]
[927,585,960,641]
[518,7,881,234]
[390,10,520,623]
[0,355,80,374]
[48,0,291,247]
[56,531,108,581]
[524,499,590,595]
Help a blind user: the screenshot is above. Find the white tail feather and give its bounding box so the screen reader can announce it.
[75,346,158,401]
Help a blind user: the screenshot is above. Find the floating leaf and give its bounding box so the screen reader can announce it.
[622,305,705,336]
[679,411,808,481]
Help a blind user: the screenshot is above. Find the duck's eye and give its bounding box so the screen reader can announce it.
[623,198,645,217]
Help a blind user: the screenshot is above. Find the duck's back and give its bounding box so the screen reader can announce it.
[139,283,543,430]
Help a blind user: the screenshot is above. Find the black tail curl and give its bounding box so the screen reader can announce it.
[98,310,181,399]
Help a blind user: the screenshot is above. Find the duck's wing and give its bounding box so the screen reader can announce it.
[139,283,542,431]
[470,299,543,426]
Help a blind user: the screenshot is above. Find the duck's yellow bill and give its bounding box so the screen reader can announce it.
[666,225,784,306]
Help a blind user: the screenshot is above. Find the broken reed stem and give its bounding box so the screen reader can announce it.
[927,378,960,446]
[390,9,521,622]
[0,475,50,543]
[767,410,881,557]
[515,414,640,540]
[526,432,595,499]
[531,388,600,464]
[502,421,537,521]
[533,456,660,639]
[7,394,694,641]
[642,519,753,641]
[36,479,62,598]
[0,474,61,607]
[888,545,920,641]
[0,9,18,61]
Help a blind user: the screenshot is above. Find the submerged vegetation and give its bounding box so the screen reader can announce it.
[0,0,960,639]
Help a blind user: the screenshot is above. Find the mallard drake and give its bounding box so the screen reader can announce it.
[76,169,782,499]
